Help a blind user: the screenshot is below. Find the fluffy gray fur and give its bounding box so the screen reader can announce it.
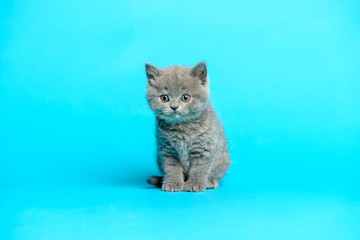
[145,61,231,192]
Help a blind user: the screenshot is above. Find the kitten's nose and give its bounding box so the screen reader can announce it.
[170,106,178,111]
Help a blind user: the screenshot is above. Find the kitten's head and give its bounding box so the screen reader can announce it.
[145,62,210,123]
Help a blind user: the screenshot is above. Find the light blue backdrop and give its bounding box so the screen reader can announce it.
[1,0,359,239]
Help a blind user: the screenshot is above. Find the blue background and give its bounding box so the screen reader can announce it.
[1,0,360,239]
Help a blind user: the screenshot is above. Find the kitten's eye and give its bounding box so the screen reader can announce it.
[181,94,191,102]
[160,95,169,102]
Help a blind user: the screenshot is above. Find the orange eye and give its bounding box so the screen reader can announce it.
[181,94,190,102]
[160,95,169,102]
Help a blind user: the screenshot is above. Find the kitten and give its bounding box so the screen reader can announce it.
[145,61,231,192]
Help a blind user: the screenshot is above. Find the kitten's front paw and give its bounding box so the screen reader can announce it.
[207,178,219,189]
[162,181,184,192]
[184,180,206,192]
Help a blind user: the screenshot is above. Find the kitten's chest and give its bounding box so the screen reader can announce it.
[167,129,193,167]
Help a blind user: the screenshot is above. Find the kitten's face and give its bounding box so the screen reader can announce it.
[146,62,210,123]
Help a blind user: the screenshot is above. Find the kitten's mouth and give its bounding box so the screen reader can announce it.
[171,112,181,118]
[161,111,183,121]
[158,110,189,122]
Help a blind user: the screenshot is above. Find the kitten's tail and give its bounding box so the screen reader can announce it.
[147,176,163,187]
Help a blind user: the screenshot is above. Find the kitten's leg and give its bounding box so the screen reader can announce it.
[162,156,185,192]
[184,157,212,192]
[207,149,231,189]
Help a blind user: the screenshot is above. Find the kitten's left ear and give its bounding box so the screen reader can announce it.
[145,62,161,87]
[190,61,208,86]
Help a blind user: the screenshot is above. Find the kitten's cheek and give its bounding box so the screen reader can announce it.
[149,102,157,110]
[163,108,172,115]
[181,109,189,115]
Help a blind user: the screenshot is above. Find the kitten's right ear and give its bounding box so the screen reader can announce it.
[145,62,161,87]
[190,61,208,86]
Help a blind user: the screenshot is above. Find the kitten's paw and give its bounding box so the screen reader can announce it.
[207,178,219,189]
[184,180,206,192]
[162,181,184,192]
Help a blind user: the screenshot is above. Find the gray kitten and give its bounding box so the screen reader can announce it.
[145,62,231,192]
